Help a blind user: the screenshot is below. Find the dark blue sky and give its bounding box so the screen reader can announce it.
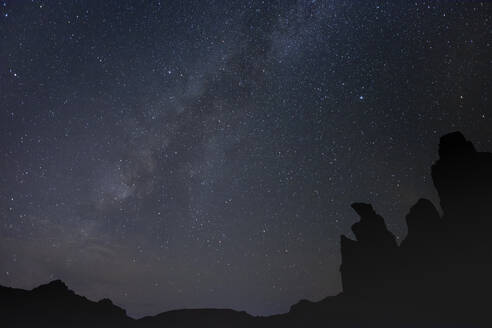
[0,0,490,318]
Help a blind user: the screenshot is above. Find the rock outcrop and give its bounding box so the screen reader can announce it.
[340,203,397,296]
[340,131,492,326]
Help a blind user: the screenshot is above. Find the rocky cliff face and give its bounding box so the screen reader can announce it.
[432,131,492,224]
[432,132,492,317]
[340,131,492,326]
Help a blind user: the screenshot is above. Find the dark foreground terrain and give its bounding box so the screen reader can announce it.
[1,131,490,327]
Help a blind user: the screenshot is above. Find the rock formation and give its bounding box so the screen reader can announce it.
[340,131,492,326]
[340,203,397,296]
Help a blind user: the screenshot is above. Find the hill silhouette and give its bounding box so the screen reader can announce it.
[1,131,490,327]
[0,280,133,327]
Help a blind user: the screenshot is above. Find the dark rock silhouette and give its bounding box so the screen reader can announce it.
[431,131,492,323]
[400,198,442,249]
[1,131,490,327]
[0,280,134,327]
[337,131,491,327]
[138,309,256,328]
[432,131,492,225]
[398,199,445,300]
[340,203,398,296]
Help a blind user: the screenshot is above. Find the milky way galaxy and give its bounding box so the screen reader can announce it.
[0,0,491,318]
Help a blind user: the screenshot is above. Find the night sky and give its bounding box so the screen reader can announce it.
[1,0,491,318]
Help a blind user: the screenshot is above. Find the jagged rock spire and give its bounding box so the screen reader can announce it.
[340,203,397,296]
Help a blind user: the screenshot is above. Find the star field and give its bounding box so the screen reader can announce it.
[0,0,491,318]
